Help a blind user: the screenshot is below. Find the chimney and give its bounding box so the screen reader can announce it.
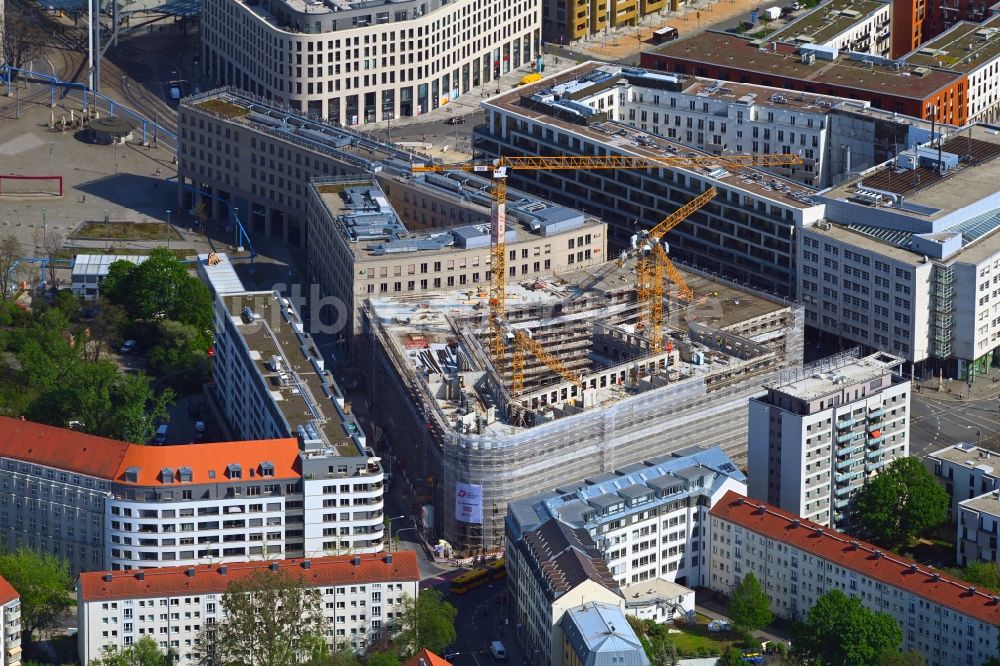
[353,556,361,567]
[302,560,312,570]
[735,496,745,505]
[186,568,195,578]
[102,574,112,582]
[419,659,427,666]
[136,571,145,581]
[791,519,800,528]
[219,565,228,575]
[873,550,883,559]
[385,554,393,565]
[270,562,279,572]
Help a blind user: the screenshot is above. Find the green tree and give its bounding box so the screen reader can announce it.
[204,569,326,666]
[146,319,213,393]
[794,590,902,666]
[878,650,926,665]
[367,653,401,666]
[729,572,773,641]
[854,457,949,548]
[396,590,457,657]
[947,560,1000,593]
[90,635,177,665]
[101,249,212,329]
[0,548,73,643]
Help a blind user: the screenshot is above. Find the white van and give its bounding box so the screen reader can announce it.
[489,641,507,660]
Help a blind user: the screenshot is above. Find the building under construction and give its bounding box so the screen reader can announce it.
[361,262,804,553]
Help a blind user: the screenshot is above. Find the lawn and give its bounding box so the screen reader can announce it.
[70,221,183,242]
[55,247,193,261]
[670,614,742,656]
[194,98,249,119]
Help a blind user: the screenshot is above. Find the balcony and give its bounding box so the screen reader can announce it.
[836,470,862,483]
[836,459,855,471]
[866,460,887,473]
[866,449,883,461]
[836,418,856,430]
[867,408,885,419]
[836,432,859,444]
[834,499,850,510]
[839,443,863,456]
[868,434,887,446]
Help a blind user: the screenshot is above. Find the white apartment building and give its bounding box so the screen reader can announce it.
[748,351,910,531]
[213,290,386,556]
[200,0,540,124]
[306,174,607,350]
[708,491,1000,666]
[0,417,384,574]
[507,447,747,591]
[925,442,1000,522]
[508,518,625,666]
[957,490,1000,566]
[902,14,1000,124]
[77,552,419,664]
[769,0,892,58]
[0,578,20,666]
[806,124,1000,378]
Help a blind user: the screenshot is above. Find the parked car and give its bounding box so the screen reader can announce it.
[120,339,137,354]
[446,116,467,125]
[194,421,206,442]
[154,424,169,445]
[489,641,507,660]
[169,86,181,100]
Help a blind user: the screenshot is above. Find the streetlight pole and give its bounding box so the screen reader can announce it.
[48,141,54,176]
[166,209,172,248]
[387,514,405,552]
[104,209,110,250]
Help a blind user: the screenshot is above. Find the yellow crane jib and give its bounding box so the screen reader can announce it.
[510,329,581,398]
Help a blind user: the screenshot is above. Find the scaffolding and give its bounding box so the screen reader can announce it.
[363,268,805,554]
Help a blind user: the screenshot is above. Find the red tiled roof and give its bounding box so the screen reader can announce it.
[0,575,19,607]
[403,649,453,666]
[711,491,1000,626]
[78,552,419,602]
[114,438,301,485]
[0,417,301,485]
[0,417,130,479]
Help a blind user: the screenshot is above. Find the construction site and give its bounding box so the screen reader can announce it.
[362,255,805,553]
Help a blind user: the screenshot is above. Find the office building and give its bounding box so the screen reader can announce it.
[77,552,419,664]
[177,90,412,245]
[902,14,1000,123]
[305,174,606,350]
[363,251,804,551]
[641,33,968,127]
[507,446,747,589]
[767,0,892,58]
[0,417,384,574]
[475,62,828,298]
[560,602,650,666]
[924,442,1000,522]
[956,489,1000,566]
[71,255,148,300]
[803,125,1000,376]
[200,0,540,123]
[509,518,624,666]
[748,351,910,531]
[212,289,386,555]
[709,491,1000,666]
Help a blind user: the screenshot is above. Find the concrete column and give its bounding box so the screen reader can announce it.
[176,176,186,208]
[265,207,274,239]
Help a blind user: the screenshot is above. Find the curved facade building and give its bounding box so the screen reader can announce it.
[200,0,541,124]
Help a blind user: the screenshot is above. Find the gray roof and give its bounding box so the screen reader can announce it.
[588,493,624,509]
[561,602,650,666]
[617,484,652,500]
[71,254,148,277]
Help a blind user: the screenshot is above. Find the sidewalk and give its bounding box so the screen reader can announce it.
[913,369,1000,403]
[696,591,793,646]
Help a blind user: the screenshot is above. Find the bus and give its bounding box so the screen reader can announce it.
[486,558,507,581]
[450,568,489,594]
[651,26,679,43]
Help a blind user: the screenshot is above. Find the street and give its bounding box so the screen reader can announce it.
[911,382,1000,457]
[440,579,521,666]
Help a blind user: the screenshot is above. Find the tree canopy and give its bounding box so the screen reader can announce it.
[946,560,1000,593]
[729,572,773,641]
[793,589,902,666]
[90,635,176,666]
[854,457,949,548]
[0,548,74,642]
[200,569,326,666]
[101,249,212,329]
[395,589,457,658]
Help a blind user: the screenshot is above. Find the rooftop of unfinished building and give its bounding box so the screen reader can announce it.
[183,90,413,168]
[769,0,888,46]
[927,441,1000,470]
[903,14,1000,72]
[310,174,604,260]
[220,291,365,458]
[483,63,817,209]
[645,32,963,99]
[762,351,903,400]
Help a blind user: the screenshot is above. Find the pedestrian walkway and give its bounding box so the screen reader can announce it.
[696,592,793,647]
[914,368,1000,403]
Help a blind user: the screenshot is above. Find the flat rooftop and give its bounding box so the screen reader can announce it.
[683,78,845,114]
[770,0,888,45]
[184,91,418,170]
[804,222,926,265]
[312,174,603,261]
[903,15,1000,72]
[645,32,964,100]
[485,63,818,209]
[764,351,903,400]
[928,442,1000,471]
[221,292,363,457]
[960,490,1000,516]
[622,579,695,605]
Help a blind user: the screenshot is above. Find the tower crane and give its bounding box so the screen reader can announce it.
[411,153,803,389]
[510,329,581,397]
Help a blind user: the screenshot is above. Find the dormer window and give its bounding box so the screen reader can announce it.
[178,467,193,483]
[260,462,275,477]
[124,467,140,483]
[160,468,175,483]
[227,464,242,480]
